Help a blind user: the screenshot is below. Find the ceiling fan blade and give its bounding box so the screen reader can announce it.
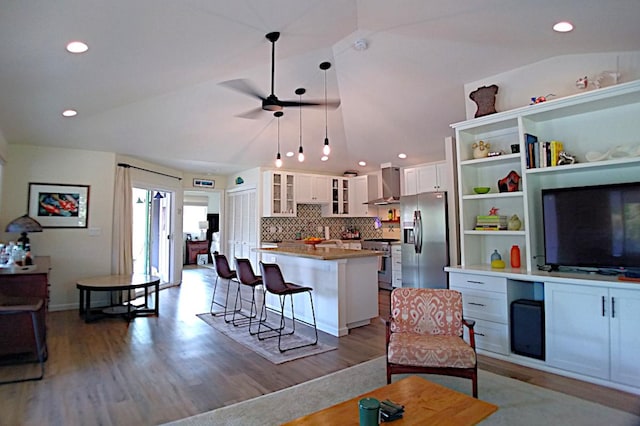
[279,99,341,109]
[235,107,265,119]
[219,79,267,101]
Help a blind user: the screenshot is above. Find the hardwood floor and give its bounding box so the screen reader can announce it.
[0,266,637,425]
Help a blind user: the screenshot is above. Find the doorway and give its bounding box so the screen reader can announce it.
[133,188,172,283]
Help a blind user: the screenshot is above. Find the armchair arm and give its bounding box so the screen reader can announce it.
[462,318,476,350]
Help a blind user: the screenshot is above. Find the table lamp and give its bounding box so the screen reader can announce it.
[198,221,208,241]
[5,214,43,249]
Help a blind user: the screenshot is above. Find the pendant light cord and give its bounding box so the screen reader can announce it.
[324,70,328,138]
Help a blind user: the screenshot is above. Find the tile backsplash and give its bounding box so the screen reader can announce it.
[261,204,401,241]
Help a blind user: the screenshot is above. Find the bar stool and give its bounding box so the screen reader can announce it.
[258,261,318,352]
[210,254,240,322]
[234,258,266,334]
[0,293,46,384]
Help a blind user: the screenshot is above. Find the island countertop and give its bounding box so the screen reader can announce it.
[255,246,382,261]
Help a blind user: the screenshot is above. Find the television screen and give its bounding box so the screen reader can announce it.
[542,182,640,270]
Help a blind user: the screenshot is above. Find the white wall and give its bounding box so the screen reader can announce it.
[464,51,640,120]
[1,145,116,310]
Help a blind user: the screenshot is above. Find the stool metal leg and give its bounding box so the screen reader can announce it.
[277,291,318,353]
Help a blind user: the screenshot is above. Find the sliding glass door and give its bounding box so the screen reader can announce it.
[133,188,171,283]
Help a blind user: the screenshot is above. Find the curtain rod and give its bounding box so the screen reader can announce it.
[117,162,182,181]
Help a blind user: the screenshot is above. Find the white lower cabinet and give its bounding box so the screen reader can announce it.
[545,282,640,387]
[449,272,509,355]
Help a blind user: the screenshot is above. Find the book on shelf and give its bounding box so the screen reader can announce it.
[474,226,507,231]
[476,215,507,220]
[525,133,538,168]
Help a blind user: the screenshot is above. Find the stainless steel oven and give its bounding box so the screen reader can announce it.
[362,239,398,289]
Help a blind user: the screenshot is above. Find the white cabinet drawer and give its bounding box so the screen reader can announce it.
[464,318,509,355]
[454,288,508,323]
[392,276,403,288]
[449,273,507,293]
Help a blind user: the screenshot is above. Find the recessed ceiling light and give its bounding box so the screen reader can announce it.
[286,151,294,157]
[553,21,574,33]
[62,109,78,117]
[321,156,329,161]
[66,41,89,53]
[358,161,366,167]
[398,153,407,159]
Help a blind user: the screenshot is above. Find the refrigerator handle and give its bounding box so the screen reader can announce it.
[415,210,423,254]
[412,211,419,253]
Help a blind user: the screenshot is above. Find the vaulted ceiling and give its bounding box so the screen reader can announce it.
[1,1,639,176]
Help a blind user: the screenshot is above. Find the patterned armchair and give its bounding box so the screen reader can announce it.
[383,288,478,397]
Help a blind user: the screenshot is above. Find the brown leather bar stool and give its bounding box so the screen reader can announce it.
[211,254,240,323]
[234,258,266,334]
[258,261,318,352]
[0,293,46,384]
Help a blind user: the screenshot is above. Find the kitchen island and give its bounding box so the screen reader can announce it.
[255,246,382,336]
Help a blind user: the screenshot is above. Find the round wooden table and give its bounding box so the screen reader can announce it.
[76,274,160,323]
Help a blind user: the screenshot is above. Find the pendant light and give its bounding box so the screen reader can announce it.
[274,111,283,168]
[153,191,164,199]
[295,87,305,162]
[319,62,332,156]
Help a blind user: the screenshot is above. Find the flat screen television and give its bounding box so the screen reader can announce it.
[541,182,640,271]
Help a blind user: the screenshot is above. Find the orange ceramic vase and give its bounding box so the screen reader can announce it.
[510,245,521,268]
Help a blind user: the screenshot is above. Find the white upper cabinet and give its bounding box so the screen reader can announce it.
[263,171,296,217]
[295,174,330,204]
[322,177,350,216]
[403,162,450,196]
[350,175,379,217]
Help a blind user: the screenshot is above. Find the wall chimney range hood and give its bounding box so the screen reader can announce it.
[367,166,401,205]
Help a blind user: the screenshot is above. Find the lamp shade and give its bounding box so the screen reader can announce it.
[5,214,43,233]
[198,221,209,230]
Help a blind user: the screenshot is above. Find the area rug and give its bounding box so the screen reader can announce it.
[196,312,336,364]
[164,356,639,426]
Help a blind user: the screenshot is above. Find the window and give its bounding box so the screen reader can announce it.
[183,205,208,238]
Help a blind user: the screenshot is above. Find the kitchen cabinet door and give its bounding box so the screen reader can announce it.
[296,174,330,203]
[609,288,640,387]
[350,175,378,217]
[545,283,609,379]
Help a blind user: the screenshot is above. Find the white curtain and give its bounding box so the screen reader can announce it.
[112,166,133,275]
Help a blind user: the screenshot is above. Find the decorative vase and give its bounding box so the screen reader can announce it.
[510,245,521,268]
[490,249,501,262]
[508,214,522,231]
[472,140,490,159]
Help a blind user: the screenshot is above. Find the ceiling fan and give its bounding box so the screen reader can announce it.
[221,32,341,119]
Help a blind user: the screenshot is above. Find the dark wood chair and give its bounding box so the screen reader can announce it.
[258,261,318,352]
[0,293,46,384]
[382,287,478,397]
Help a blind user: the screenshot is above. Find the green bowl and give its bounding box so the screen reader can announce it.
[473,187,491,194]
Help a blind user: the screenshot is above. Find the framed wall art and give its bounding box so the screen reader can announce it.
[28,183,90,228]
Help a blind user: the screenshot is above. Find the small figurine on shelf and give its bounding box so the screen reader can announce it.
[557,151,577,165]
[488,206,499,216]
[469,84,499,117]
[530,94,555,105]
[507,214,522,231]
[498,170,521,192]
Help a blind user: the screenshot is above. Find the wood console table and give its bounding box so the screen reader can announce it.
[76,274,160,323]
[0,256,50,359]
[185,240,209,264]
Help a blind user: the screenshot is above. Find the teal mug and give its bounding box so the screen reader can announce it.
[358,397,380,426]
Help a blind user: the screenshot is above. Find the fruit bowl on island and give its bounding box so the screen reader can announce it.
[303,237,324,248]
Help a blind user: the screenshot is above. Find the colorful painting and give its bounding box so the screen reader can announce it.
[28,183,89,228]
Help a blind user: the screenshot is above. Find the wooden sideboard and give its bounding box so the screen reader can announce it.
[0,256,50,359]
[185,240,209,265]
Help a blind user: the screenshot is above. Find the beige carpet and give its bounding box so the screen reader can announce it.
[164,356,639,426]
[196,312,336,364]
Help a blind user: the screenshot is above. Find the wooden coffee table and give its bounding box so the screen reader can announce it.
[282,375,497,425]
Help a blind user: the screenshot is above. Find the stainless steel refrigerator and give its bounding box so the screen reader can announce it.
[400,192,449,289]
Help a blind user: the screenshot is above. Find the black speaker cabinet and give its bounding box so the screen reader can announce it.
[510,299,545,360]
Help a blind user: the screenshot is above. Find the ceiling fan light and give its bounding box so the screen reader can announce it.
[323,137,331,156]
